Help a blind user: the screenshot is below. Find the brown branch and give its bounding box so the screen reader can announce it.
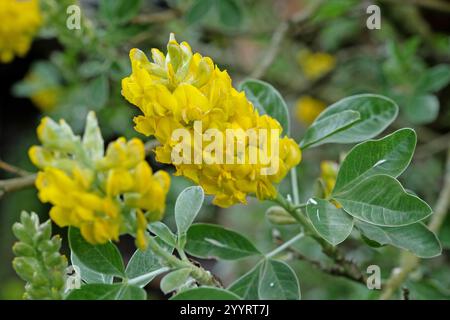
[0,174,37,198]
[0,160,31,177]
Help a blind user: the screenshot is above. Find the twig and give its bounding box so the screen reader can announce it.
[266,233,304,259]
[0,160,31,177]
[288,249,367,285]
[146,234,222,288]
[250,0,324,79]
[0,174,37,199]
[380,146,450,300]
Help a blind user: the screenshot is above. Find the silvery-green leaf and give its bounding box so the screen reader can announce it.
[306,198,354,246]
[356,221,442,258]
[333,175,432,227]
[333,128,416,194]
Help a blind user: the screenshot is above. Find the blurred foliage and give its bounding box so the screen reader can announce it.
[1,0,450,300]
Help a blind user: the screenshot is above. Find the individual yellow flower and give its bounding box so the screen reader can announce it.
[29,112,171,249]
[297,50,336,81]
[122,34,301,207]
[295,96,326,125]
[0,0,42,63]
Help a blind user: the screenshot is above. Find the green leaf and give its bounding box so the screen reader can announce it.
[68,227,125,277]
[300,110,361,148]
[71,252,113,284]
[82,111,104,161]
[258,259,300,300]
[217,0,242,27]
[306,198,354,246]
[170,287,240,300]
[125,238,172,287]
[403,95,439,125]
[66,283,146,300]
[333,175,432,227]
[333,128,417,194]
[314,94,398,144]
[186,0,213,24]
[99,0,142,25]
[416,64,450,93]
[175,186,204,237]
[160,268,192,294]
[148,222,177,247]
[228,261,263,299]
[356,221,442,258]
[185,223,261,260]
[239,79,290,134]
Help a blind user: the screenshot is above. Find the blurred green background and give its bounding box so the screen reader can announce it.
[1,0,449,299]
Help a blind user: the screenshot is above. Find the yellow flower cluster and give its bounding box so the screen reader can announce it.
[297,50,336,81]
[29,112,170,249]
[295,96,326,125]
[0,0,42,63]
[122,34,301,207]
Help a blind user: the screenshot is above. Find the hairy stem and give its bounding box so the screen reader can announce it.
[266,233,304,259]
[146,235,221,288]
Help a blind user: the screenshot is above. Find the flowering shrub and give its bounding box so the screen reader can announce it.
[2,0,450,302]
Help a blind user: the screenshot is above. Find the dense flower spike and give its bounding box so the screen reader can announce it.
[122,34,301,207]
[12,211,67,300]
[0,0,42,63]
[29,112,170,249]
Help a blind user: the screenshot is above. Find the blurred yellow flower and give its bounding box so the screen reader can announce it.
[30,88,59,112]
[297,50,336,80]
[0,0,42,63]
[320,161,338,198]
[122,34,301,207]
[295,96,326,125]
[319,160,341,208]
[29,113,171,249]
